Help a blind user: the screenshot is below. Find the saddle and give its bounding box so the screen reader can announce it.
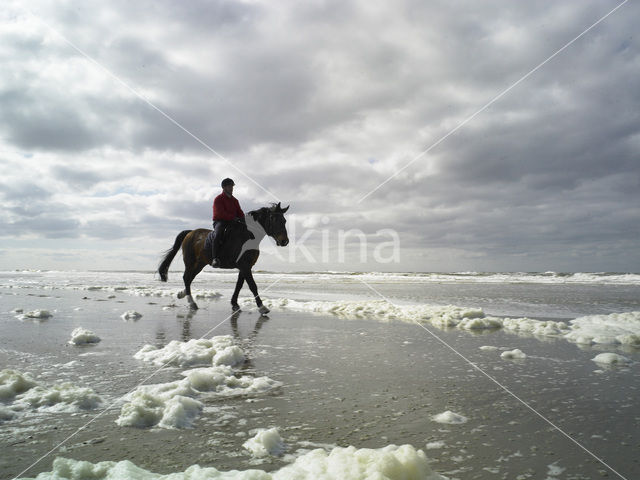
[204,222,247,268]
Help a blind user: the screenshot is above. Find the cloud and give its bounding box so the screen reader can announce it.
[0,0,639,271]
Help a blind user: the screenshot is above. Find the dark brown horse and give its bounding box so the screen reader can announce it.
[158,203,289,311]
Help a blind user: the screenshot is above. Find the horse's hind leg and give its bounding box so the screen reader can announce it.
[230,272,245,312]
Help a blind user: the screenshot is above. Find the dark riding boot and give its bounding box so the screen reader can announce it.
[210,220,224,267]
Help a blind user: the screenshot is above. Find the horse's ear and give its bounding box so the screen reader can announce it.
[281,205,289,213]
[276,202,281,210]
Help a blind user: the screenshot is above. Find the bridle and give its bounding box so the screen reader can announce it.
[262,210,285,237]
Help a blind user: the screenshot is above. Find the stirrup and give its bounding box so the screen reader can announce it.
[210,258,220,268]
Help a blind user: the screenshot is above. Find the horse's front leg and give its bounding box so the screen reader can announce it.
[181,267,201,310]
[230,271,245,312]
[242,268,269,315]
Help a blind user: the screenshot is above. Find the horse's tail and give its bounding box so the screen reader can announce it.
[158,230,192,282]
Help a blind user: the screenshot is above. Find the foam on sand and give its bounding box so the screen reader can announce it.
[258,298,640,348]
[19,444,446,479]
[68,327,101,345]
[256,298,490,329]
[500,349,527,359]
[134,335,244,368]
[0,369,102,414]
[565,312,640,346]
[0,370,37,401]
[116,379,202,429]
[479,346,499,351]
[591,353,631,365]
[182,367,281,396]
[243,427,287,457]
[0,405,16,421]
[121,339,281,429]
[121,310,142,321]
[117,370,282,429]
[16,309,53,321]
[431,410,468,424]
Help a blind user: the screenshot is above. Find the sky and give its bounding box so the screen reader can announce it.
[1,0,639,273]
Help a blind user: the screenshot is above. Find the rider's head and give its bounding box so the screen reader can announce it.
[221,178,235,196]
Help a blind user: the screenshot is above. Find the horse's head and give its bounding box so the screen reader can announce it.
[251,203,289,246]
[266,202,289,246]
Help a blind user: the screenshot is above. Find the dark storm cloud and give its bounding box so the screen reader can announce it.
[1,0,639,271]
[0,89,106,151]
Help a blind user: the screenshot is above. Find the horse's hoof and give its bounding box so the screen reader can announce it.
[189,304,199,311]
[177,291,186,299]
[231,304,241,312]
[258,305,270,315]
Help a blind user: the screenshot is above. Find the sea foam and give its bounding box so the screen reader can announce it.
[120,338,280,429]
[19,444,446,479]
[591,353,631,365]
[116,379,202,429]
[257,298,640,348]
[501,349,527,359]
[243,427,287,457]
[134,336,244,368]
[68,327,101,345]
[431,410,468,424]
[565,312,640,346]
[0,369,102,414]
[16,309,52,321]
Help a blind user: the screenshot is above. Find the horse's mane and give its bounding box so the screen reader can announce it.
[248,203,284,218]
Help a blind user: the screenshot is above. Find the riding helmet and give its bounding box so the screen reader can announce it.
[221,178,235,187]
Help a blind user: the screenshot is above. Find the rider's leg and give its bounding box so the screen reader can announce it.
[210,220,224,267]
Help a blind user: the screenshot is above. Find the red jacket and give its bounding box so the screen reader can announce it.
[213,192,244,221]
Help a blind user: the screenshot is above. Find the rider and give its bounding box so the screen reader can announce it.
[211,178,244,267]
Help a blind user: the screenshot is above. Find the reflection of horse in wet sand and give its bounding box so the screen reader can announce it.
[158,203,289,311]
[230,311,269,372]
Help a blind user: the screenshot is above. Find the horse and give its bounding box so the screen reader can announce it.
[158,203,289,311]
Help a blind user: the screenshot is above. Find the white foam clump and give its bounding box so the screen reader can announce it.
[243,428,287,457]
[592,353,631,365]
[17,309,52,321]
[118,370,281,429]
[261,299,640,348]
[0,405,16,421]
[501,349,527,359]
[121,310,142,321]
[68,327,101,345]
[182,367,281,395]
[18,383,103,411]
[0,370,37,401]
[134,336,244,368]
[116,379,202,429]
[431,410,468,424]
[565,312,640,346]
[0,369,102,413]
[121,341,280,429]
[426,441,446,449]
[260,298,498,329]
[25,444,446,479]
[194,290,223,299]
[502,317,569,336]
[261,298,565,333]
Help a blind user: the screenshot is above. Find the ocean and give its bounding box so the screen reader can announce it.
[1,270,639,479]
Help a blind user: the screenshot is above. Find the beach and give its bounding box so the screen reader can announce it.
[1,270,639,479]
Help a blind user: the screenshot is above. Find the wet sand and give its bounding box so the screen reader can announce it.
[1,285,639,479]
